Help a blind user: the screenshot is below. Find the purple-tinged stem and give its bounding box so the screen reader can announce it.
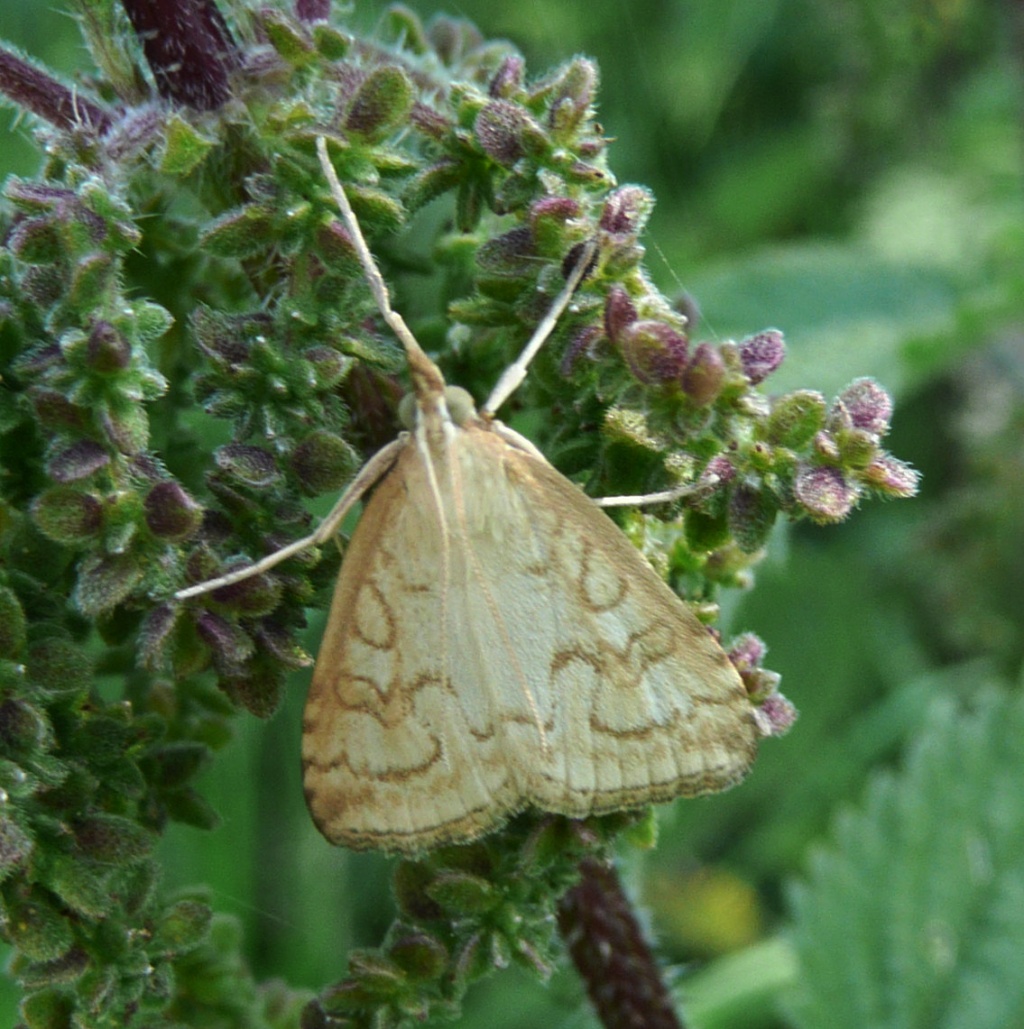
[0,48,110,134]
[120,0,239,110]
[558,857,686,1029]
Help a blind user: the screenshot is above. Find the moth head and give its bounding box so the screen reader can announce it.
[398,385,478,430]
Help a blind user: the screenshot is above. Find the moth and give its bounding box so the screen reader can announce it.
[177,137,760,853]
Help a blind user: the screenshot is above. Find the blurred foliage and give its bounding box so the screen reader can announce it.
[0,0,1022,1028]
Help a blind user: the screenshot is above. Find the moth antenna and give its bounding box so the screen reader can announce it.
[482,239,597,416]
[316,136,445,400]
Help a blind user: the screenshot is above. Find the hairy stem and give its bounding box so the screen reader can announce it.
[0,48,110,133]
[558,857,685,1029]
[120,0,238,110]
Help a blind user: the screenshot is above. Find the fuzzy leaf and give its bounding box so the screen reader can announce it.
[789,690,1024,1029]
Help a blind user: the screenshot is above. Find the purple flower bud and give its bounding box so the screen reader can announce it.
[793,464,858,523]
[753,693,798,738]
[619,320,688,385]
[489,55,525,98]
[861,455,920,498]
[196,611,254,668]
[739,329,785,385]
[530,196,582,226]
[409,103,451,141]
[839,378,893,436]
[87,321,132,373]
[699,454,736,492]
[547,58,598,134]
[316,220,359,271]
[603,286,637,342]
[560,324,603,376]
[477,226,535,274]
[728,632,767,671]
[137,603,180,670]
[47,440,111,483]
[144,481,203,541]
[682,343,726,406]
[599,185,654,238]
[475,101,548,165]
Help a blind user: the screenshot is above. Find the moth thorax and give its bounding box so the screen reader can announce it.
[398,385,478,429]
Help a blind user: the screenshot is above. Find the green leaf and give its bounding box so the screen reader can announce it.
[788,689,1024,1029]
[160,115,217,178]
[687,244,961,399]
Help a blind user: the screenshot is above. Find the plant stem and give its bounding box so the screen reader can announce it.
[558,857,686,1029]
[0,48,110,133]
[120,0,239,110]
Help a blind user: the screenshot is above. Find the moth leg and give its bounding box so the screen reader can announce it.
[595,482,709,508]
[175,437,405,600]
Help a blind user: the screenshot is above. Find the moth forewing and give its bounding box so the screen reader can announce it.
[302,408,758,853]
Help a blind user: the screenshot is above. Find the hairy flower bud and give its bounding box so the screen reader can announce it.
[739,329,785,385]
[838,378,893,436]
[794,464,858,523]
[619,321,688,385]
[682,343,726,406]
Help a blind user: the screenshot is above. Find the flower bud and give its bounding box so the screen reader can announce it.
[196,611,255,668]
[477,226,535,274]
[389,930,449,981]
[32,487,104,543]
[475,101,548,165]
[346,65,414,140]
[291,430,356,495]
[214,444,280,488]
[838,378,893,436]
[489,55,524,98]
[47,441,110,483]
[682,343,725,406]
[753,693,798,738]
[619,320,688,385]
[793,464,858,523]
[547,57,598,135]
[765,390,827,448]
[144,481,203,541]
[728,632,767,672]
[861,455,920,498]
[599,185,654,239]
[85,320,131,373]
[728,484,776,552]
[560,325,602,376]
[603,286,637,342]
[738,329,785,385]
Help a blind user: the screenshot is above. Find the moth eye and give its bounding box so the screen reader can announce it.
[397,393,417,429]
[444,386,477,426]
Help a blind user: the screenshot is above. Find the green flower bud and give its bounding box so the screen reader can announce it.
[346,65,414,140]
[764,390,827,448]
[32,486,104,543]
[291,430,357,495]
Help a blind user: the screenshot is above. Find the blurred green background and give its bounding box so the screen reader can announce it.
[2,1,1022,1026]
